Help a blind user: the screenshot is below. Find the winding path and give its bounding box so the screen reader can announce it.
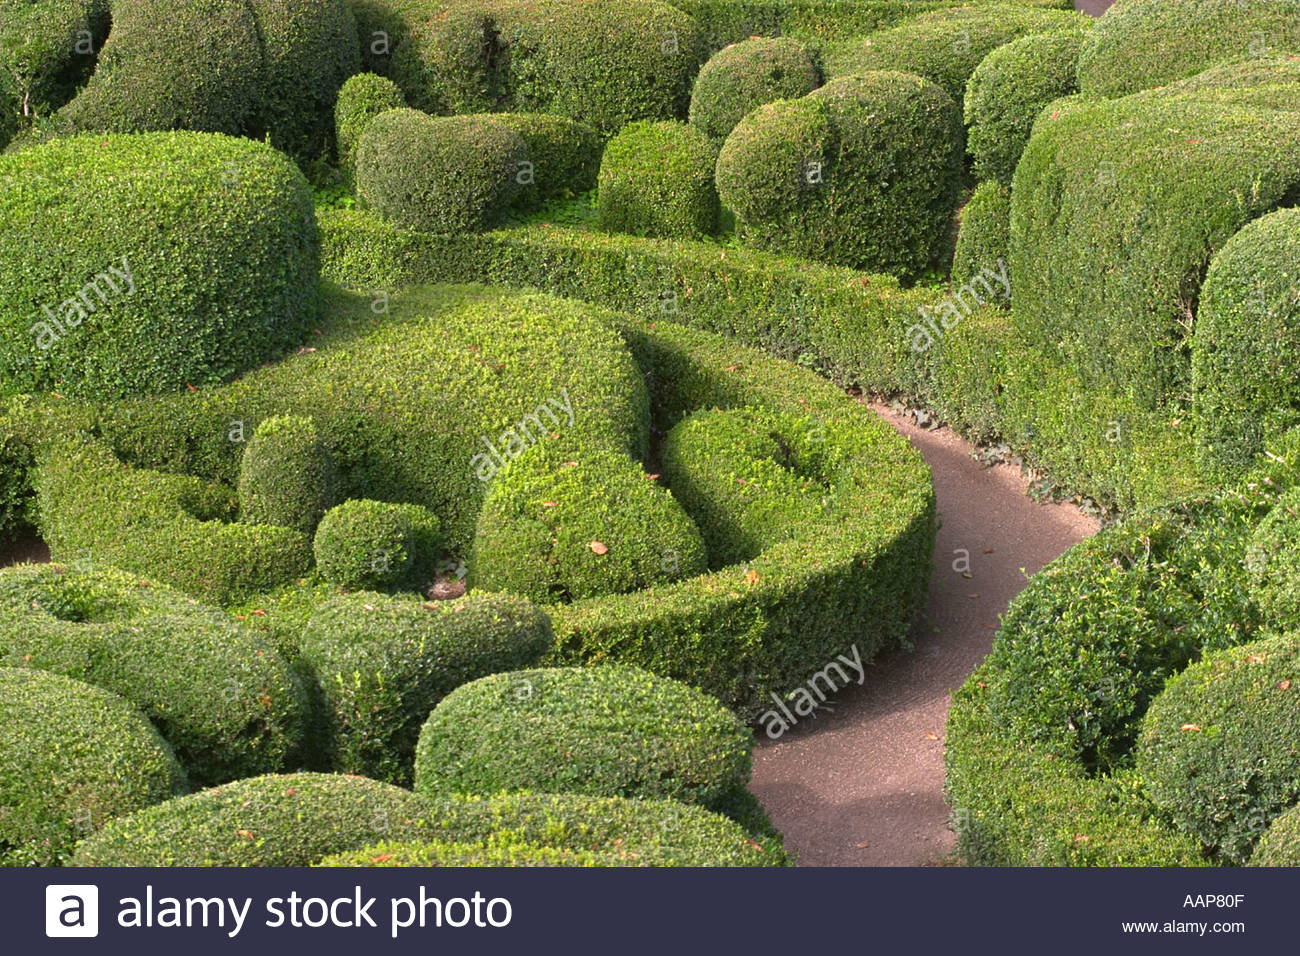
[747,403,1098,866]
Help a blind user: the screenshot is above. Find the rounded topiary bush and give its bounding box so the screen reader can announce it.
[0,667,187,865]
[716,70,963,278]
[964,29,1088,186]
[355,108,527,233]
[300,591,553,784]
[598,120,719,239]
[0,131,320,401]
[689,36,820,143]
[951,181,1011,291]
[463,112,602,207]
[324,837,627,866]
[0,0,109,128]
[312,498,441,591]
[70,772,435,866]
[414,666,752,812]
[1193,208,1300,477]
[0,564,306,787]
[1246,488,1300,631]
[469,441,707,604]
[1251,802,1300,865]
[335,73,406,171]
[238,415,333,535]
[1137,633,1300,863]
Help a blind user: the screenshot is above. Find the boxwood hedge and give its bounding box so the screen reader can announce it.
[1245,487,1300,633]
[1,667,188,866]
[463,112,602,207]
[312,498,440,591]
[0,0,109,130]
[335,72,407,172]
[239,415,335,535]
[688,36,821,142]
[414,665,753,812]
[300,591,552,783]
[1251,802,1300,866]
[598,120,720,239]
[950,181,1009,294]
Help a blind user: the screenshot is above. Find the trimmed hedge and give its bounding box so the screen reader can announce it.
[599,120,720,239]
[239,415,334,535]
[70,772,435,866]
[0,564,306,787]
[0,0,109,128]
[471,439,708,603]
[1245,488,1300,633]
[300,591,552,783]
[1076,0,1300,99]
[414,665,753,813]
[1251,803,1300,866]
[716,70,963,278]
[1193,208,1300,477]
[950,181,1010,291]
[1138,633,1300,864]
[335,72,407,172]
[963,28,1087,186]
[1,667,187,866]
[464,112,602,207]
[688,36,821,142]
[356,108,527,233]
[0,131,320,401]
[312,499,440,591]
[326,836,633,866]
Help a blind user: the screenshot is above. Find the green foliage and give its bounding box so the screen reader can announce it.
[355,108,527,233]
[951,182,1009,290]
[464,112,602,207]
[471,440,708,603]
[598,120,720,239]
[70,772,435,866]
[1250,802,1300,866]
[239,415,334,535]
[0,564,306,787]
[688,36,820,142]
[0,131,320,401]
[0,667,187,866]
[300,591,552,783]
[1193,208,1300,477]
[312,499,440,591]
[335,72,406,172]
[0,0,109,131]
[1246,488,1300,633]
[964,28,1087,186]
[414,665,753,813]
[1077,0,1300,99]
[716,71,963,278]
[1138,633,1300,864]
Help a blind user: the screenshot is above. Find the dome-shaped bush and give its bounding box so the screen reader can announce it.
[1193,208,1300,476]
[238,415,334,535]
[312,498,441,591]
[716,71,963,278]
[0,0,109,128]
[0,564,306,787]
[1137,633,1300,863]
[414,666,752,812]
[598,120,719,239]
[0,667,187,865]
[1250,802,1300,866]
[355,108,527,233]
[463,112,602,207]
[70,772,434,866]
[335,72,406,171]
[951,181,1011,291]
[964,29,1088,186]
[689,36,820,143]
[1245,487,1300,632]
[0,131,320,401]
[470,441,707,603]
[300,591,552,783]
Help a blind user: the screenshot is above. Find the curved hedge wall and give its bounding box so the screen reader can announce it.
[414,665,752,811]
[0,564,306,787]
[689,36,821,142]
[312,498,440,591]
[300,591,552,783]
[598,120,720,239]
[0,131,320,401]
[1,667,187,866]
[1251,802,1300,866]
[951,181,1010,290]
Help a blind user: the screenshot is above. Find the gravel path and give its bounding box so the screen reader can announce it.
[747,403,1098,866]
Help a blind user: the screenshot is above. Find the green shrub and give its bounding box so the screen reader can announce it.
[822,4,1089,108]
[238,415,334,535]
[1076,0,1300,99]
[356,108,527,233]
[70,772,436,866]
[716,70,963,278]
[471,440,708,603]
[689,36,820,142]
[326,835,632,866]
[414,665,753,812]
[1138,633,1300,864]
[951,181,1010,290]
[0,564,306,787]
[0,0,109,128]
[1246,488,1300,632]
[1250,802,1300,866]
[964,29,1087,186]
[300,591,552,783]
[0,131,320,401]
[0,667,187,866]
[312,499,440,591]
[335,72,407,172]
[598,120,720,239]
[1193,208,1300,477]
[462,112,602,206]
[930,305,1013,444]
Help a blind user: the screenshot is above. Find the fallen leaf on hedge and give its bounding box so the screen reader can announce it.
[236,829,255,840]
[1247,654,1265,663]
[1073,835,1089,843]
[542,501,557,507]
[1279,680,1292,691]
[590,541,608,555]
[251,608,266,616]
[645,474,660,480]
[371,854,393,863]
[363,604,375,611]
[746,569,760,585]
[1181,724,1202,732]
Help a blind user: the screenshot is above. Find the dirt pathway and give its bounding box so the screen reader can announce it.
[747,403,1098,866]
